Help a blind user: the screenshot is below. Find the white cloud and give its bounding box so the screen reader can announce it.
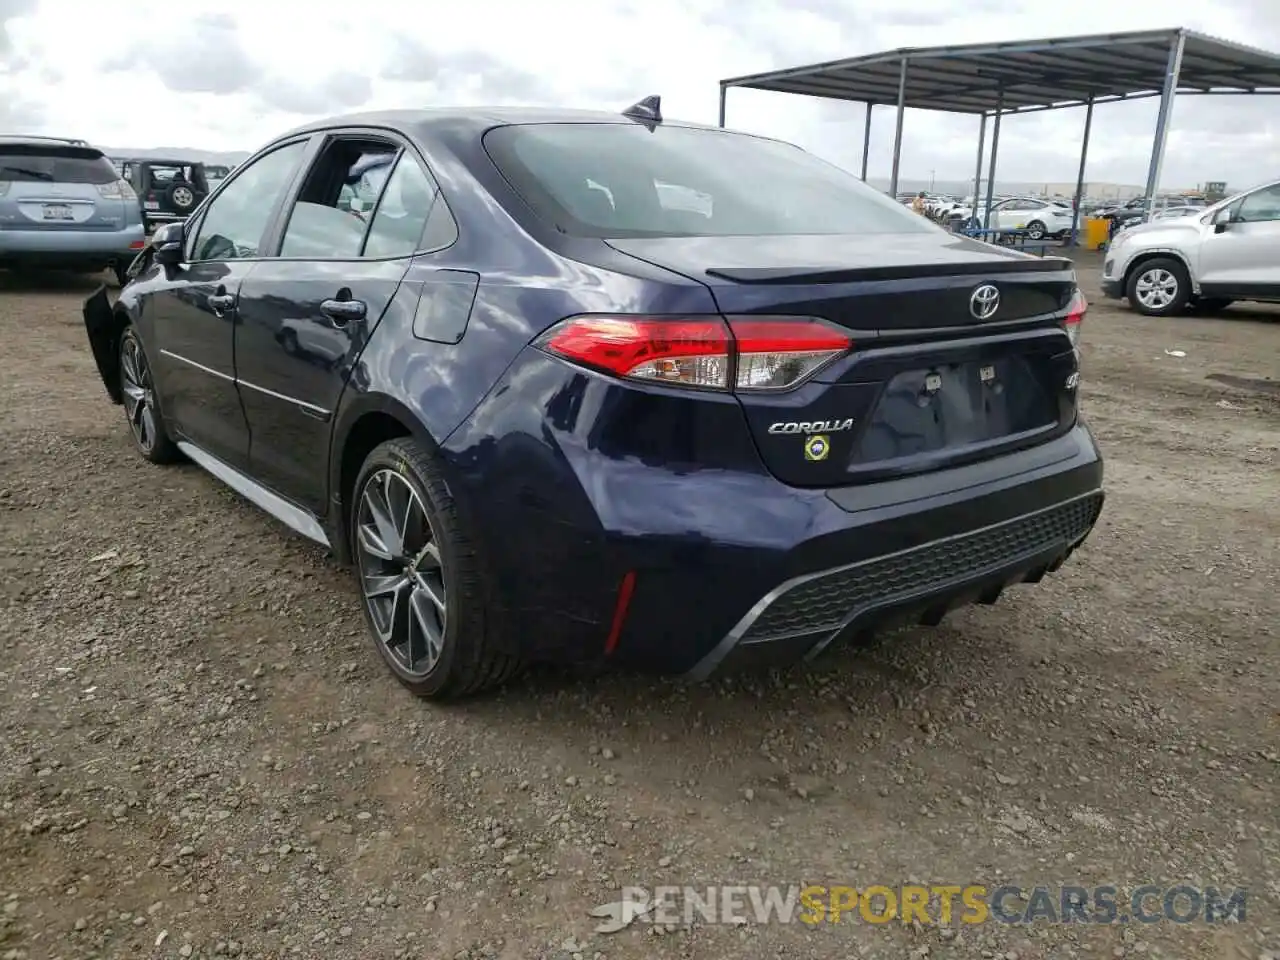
[1,0,1278,191]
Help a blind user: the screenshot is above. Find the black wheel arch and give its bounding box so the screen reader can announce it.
[326,393,444,566]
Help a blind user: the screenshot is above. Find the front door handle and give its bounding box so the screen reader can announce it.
[320,298,366,326]
[207,292,235,316]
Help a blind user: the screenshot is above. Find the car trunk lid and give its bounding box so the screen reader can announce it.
[607,232,1081,488]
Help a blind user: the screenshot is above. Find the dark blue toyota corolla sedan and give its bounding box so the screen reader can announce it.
[82,100,1104,699]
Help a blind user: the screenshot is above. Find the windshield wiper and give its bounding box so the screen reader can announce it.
[0,167,54,181]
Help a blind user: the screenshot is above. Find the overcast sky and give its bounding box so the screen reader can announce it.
[2,0,1278,189]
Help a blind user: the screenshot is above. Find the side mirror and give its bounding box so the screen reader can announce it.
[152,221,185,265]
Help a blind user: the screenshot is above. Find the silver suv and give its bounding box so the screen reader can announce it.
[1101,179,1280,316]
[0,136,146,285]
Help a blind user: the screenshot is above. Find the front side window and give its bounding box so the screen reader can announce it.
[484,123,932,239]
[1235,184,1280,223]
[191,141,308,261]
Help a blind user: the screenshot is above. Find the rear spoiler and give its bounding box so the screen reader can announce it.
[706,257,1075,285]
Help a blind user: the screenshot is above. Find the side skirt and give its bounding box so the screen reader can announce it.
[176,441,330,548]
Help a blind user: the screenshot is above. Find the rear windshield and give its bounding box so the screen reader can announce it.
[147,163,208,190]
[0,145,118,185]
[484,123,933,239]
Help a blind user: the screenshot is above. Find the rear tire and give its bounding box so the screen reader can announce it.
[119,326,181,464]
[1126,257,1190,317]
[351,438,522,700]
[1026,220,1046,240]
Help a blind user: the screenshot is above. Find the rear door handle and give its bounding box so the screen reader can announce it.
[207,292,235,315]
[320,298,366,325]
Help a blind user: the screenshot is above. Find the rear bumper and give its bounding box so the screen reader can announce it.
[688,489,1101,678]
[451,406,1105,675]
[0,225,146,267]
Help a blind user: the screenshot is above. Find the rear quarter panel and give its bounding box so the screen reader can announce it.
[330,120,719,454]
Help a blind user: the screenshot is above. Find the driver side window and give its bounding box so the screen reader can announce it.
[189,141,308,262]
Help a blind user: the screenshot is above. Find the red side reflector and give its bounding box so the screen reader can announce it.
[129,240,146,249]
[604,571,637,655]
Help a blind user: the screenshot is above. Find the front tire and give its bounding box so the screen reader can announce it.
[351,438,521,699]
[1126,257,1190,317]
[119,326,180,463]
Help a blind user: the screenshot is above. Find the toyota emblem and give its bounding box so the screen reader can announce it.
[970,284,1000,320]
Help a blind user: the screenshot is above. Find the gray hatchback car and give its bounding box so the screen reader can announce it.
[0,136,147,284]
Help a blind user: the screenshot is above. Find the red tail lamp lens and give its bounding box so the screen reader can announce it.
[727,317,851,392]
[1064,289,1087,345]
[537,316,851,392]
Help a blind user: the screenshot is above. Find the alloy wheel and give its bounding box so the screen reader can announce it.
[1135,268,1179,311]
[355,468,447,678]
[120,337,158,454]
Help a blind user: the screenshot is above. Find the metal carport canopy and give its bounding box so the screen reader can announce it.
[718,28,1280,228]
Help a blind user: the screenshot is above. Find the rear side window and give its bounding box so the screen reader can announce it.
[0,145,118,185]
[279,139,398,259]
[363,155,444,258]
[484,123,932,239]
[276,137,452,260]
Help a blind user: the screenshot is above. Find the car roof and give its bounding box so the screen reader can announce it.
[276,106,730,142]
[0,135,98,150]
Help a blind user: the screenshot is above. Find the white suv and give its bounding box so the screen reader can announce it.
[1101,179,1280,316]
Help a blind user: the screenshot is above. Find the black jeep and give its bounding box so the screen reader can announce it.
[121,159,210,232]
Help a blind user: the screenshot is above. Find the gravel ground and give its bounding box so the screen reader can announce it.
[1,253,1277,960]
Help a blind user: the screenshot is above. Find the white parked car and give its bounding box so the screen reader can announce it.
[975,197,1076,239]
[1100,178,1280,316]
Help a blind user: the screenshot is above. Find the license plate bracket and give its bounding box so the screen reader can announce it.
[852,359,1056,464]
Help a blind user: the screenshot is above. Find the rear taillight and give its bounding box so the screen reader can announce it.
[1064,289,1087,346]
[727,317,852,392]
[96,181,122,198]
[535,316,851,393]
[0,180,9,197]
[537,317,731,390]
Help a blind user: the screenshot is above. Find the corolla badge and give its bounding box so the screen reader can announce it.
[768,418,855,435]
[970,283,1001,320]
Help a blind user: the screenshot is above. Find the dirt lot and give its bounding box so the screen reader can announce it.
[0,252,1277,960]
